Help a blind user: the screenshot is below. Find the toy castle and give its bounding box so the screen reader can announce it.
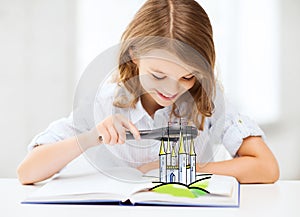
[159,130,196,185]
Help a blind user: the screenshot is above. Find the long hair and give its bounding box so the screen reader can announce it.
[115,0,216,130]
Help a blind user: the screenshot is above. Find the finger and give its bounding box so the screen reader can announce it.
[99,128,111,144]
[113,122,126,144]
[117,127,126,144]
[118,117,140,140]
[117,136,125,144]
[107,126,118,145]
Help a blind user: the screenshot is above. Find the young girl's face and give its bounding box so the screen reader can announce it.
[137,49,196,107]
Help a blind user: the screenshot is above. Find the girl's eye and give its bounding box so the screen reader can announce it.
[152,74,166,80]
[182,76,195,81]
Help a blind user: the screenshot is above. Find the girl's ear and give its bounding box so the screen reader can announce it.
[129,48,139,65]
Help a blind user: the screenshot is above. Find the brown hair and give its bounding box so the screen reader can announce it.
[115,0,216,130]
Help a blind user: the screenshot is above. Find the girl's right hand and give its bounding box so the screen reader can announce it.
[96,114,140,145]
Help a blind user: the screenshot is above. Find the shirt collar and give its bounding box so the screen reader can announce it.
[130,99,172,125]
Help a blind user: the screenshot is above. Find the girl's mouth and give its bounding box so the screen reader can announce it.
[157,91,177,101]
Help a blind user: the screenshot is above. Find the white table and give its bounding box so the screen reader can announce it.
[0,179,299,217]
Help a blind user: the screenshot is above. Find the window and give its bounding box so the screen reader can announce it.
[199,0,280,124]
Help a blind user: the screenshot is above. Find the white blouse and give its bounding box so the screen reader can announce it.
[28,80,265,169]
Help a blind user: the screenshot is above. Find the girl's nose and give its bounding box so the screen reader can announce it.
[163,77,181,95]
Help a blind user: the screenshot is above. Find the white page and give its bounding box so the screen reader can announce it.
[26,166,154,201]
[206,175,235,196]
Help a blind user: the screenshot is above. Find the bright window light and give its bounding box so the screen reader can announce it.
[199,0,280,125]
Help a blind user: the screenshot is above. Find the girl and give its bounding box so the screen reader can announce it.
[17,0,279,185]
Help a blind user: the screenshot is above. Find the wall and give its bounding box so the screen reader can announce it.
[0,0,76,177]
[262,0,300,180]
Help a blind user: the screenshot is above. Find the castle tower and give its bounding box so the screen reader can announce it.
[159,139,167,182]
[171,144,177,166]
[185,129,190,166]
[190,138,196,183]
[166,138,171,166]
[166,143,178,182]
[178,131,187,185]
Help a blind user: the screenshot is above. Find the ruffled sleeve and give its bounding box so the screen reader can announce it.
[208,85,266,157]
[222,113,265,157]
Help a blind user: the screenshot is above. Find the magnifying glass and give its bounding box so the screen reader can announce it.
[125,125,198,141]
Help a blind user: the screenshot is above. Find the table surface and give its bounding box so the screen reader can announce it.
[0,179,299,217]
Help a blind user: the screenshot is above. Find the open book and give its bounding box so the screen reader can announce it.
[22,165,240,207]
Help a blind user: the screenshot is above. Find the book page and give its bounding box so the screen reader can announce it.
[129,175,239,206]
[206,175,235,196]
[24,166,154,202]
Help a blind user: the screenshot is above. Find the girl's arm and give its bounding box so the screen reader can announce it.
[17,114,140,185]
[137,136,279,184]
[197,136,280,183]
[17,129,99,185]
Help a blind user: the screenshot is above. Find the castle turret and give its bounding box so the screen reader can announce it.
[190,138,196,183]
[178,131,187,184]
[171,144,177,166]
[159,139,167,182]
[166,143,178,183]
[166,138,171,166]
